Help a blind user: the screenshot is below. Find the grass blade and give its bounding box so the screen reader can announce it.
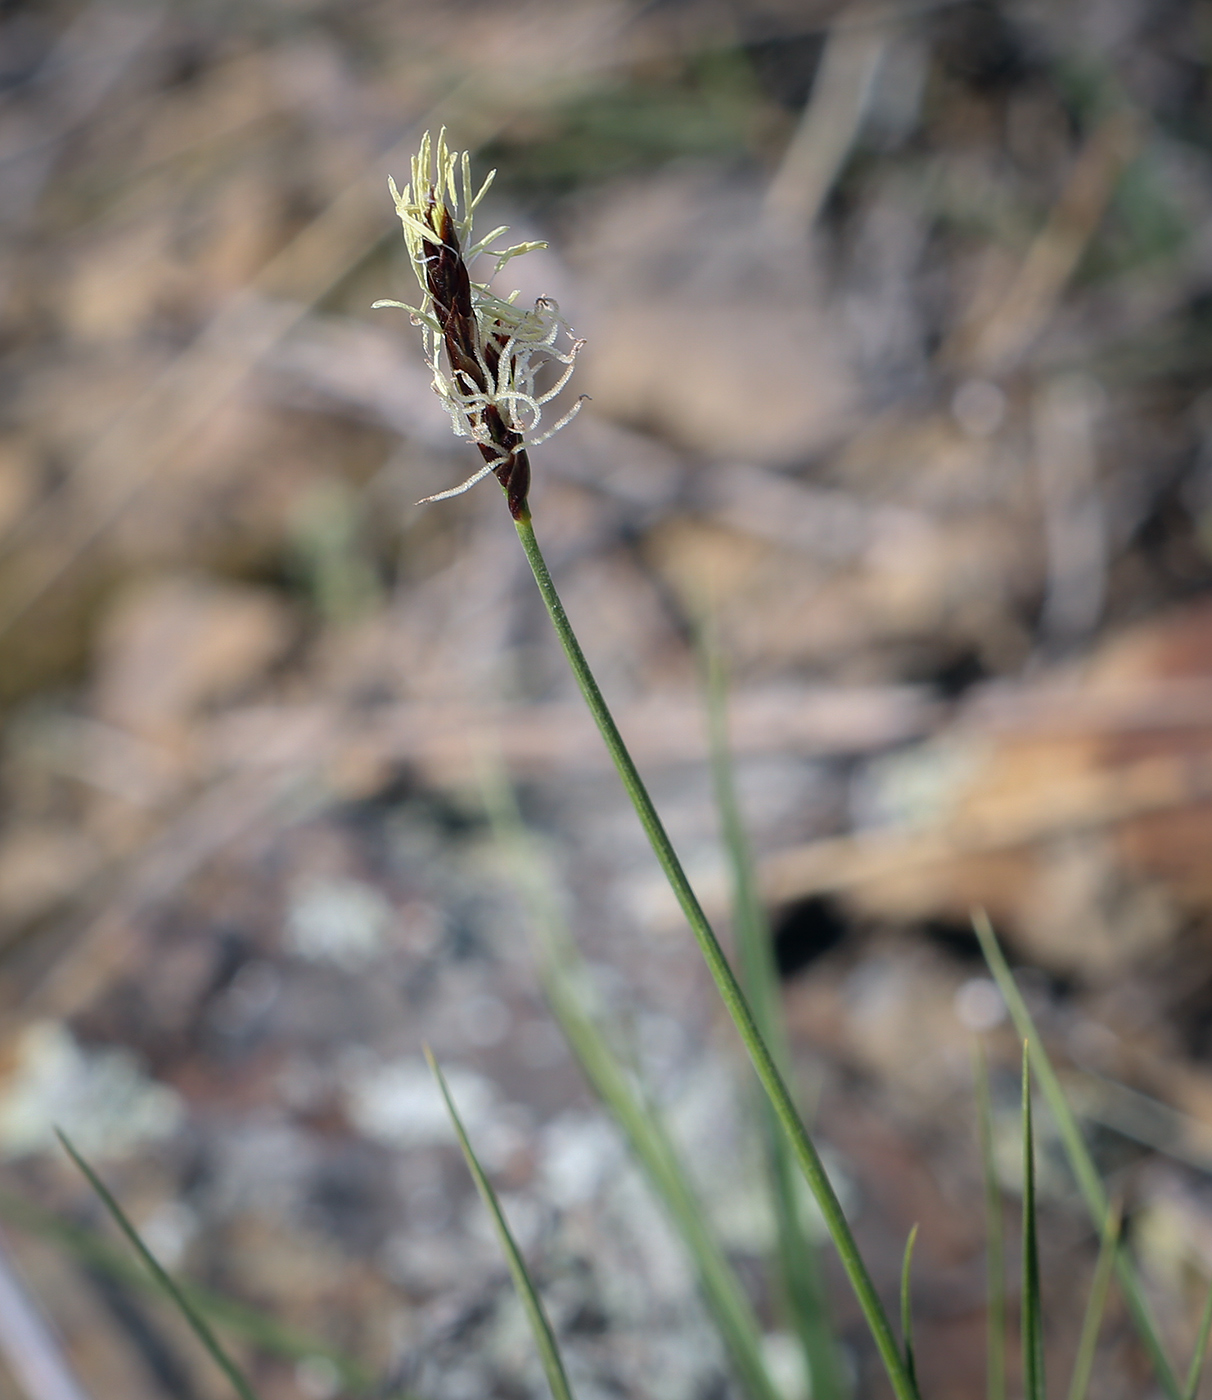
[704,641,847,1400]
[1185,1276,1212,1400]
[974,1043,1007,1400]
[56,1129,261,1400]
[0,1187,373,1391]
[900,1224,920,1396]
[973,910,1181,1400]
[1066,1202,1121,1400]
[426,1049,575,1400]
[484,775,783,1400]
[701,638,788,1072]
[516,514,916,1400]
[765,1137,846,1400]
[1021,1046,1045,1400]
[540,941,783,1400]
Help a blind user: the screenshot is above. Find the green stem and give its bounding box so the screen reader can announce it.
[705,643,847,1400]
[973,1045,1006,1400]
[514,512,915,1400]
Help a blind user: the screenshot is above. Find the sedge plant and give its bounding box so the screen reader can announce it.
[44,127,1210,1400]
[375,126,918,1400]
[381,128,1212,1400]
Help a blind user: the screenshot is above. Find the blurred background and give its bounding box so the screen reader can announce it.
[0,0,1210,1396]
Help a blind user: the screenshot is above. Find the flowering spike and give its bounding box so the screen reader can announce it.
[377,130,584,518]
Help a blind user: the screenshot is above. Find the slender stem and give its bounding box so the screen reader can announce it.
[974,1044,1007,1400]
[514,512,915,1400]
[900,1224,920,1396]
[1021,1048,1045,1400]
[705,643,847,1400]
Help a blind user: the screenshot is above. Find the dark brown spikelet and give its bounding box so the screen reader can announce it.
[424,201,529,519]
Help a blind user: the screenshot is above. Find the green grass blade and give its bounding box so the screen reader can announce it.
[57,1129,261,1400]
[483,775,783,1400]
[766,1140,847,1400]
[973,911,1181,1400]
[703,642,847,1400]
[1066,1202,1121,1400]
[702,638,788,1069]
[0,1187,374,1391]
[516,513,916,1400]
[1184,1275,1212,1400]
[1021,1046,1045,1400]
[900,1224,920,1396]
[540,942,783,1400]
[973,1044,1007,1400]
[426,1049,575,1400]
